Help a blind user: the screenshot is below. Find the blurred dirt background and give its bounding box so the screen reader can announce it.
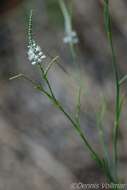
[0,0,127,189]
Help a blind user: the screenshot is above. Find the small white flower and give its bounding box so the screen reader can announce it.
[35,46,41,52]
[63,30,78,44]
[38,52,43,56]
[28,48,35,61]
[32,61,36,65]
[27,40,46,65]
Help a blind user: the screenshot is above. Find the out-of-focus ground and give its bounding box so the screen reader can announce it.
[0,0,127,189]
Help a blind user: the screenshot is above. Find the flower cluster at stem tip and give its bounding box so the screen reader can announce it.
[27,40,46,65]
[63,30,78,44]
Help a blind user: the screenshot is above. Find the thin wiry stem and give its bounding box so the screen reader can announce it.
[9,74,52,99]
[38,63,56,100]
[38,64,119,182]
[44,56,59,77]
[104,0,120,180]
[37,62,103,167]
[119,74,127,85]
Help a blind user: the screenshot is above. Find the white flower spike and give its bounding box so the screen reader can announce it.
[28,40,46,65]
[27,10,46,65]
[59,0,79,45]
[63,30,78,44]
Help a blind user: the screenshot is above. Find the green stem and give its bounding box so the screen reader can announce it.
[38,63,56,100]
[104,0,120,179]
[55,100,100,160]
[38,63,103,167]
[111,36,120,180]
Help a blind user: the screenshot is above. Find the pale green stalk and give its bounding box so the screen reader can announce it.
[96,99,109,162]
[104,0,121,182]
[58,0,82,124]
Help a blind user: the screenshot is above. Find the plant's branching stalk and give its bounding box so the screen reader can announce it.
[9,74,54,100]
[9,74,24,80]
[10,73,116,183]
[38,63,56,100]
[37,62,103,168]
[37,66,119,182]
[10,73,38,87]
[10,6,125,187]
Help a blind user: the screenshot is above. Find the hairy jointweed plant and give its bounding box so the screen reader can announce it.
[10,0,127,189]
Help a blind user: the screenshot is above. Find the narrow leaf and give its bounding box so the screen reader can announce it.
[119,74,127,85]
[44,56,59,77]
